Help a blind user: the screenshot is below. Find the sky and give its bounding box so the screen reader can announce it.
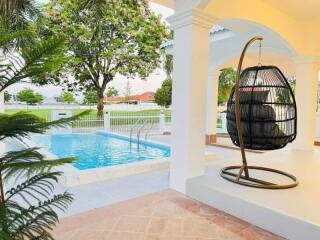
[8,2,174,100]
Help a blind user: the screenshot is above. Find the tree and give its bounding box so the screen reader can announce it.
[124,80,131,102]
[0,28,88,239]
[3,90,11,102]
[276,76,296,103]
[61,91,75,104]
[0,0,41,51]
[218,67,237,105]
[43,0,168,116]
[154,53,173,107]
[155,78,172,107]
[106,86,119,98]
[17,88,44,105]
[0,0,40,28]
[163,54,173,78]
[83,88,98,105]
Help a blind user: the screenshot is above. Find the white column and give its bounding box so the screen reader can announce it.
[205,71,219,144]
[104,111,111,131]
[168,9,214,193]
[159,110,166,133]
[293,57,320,150]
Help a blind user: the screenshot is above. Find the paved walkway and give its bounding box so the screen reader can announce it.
[59,170,169,217]
[57,136,259,217]
[53,189,284,240]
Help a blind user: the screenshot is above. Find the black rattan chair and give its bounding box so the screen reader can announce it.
[227,66,297,150]
[220,36,298,189]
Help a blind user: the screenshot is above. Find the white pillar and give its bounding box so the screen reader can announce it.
[293,57,320,150]
[104,111,111,131]
[168,9,214,193]
[159,110,166,133]
[205,71,219,144]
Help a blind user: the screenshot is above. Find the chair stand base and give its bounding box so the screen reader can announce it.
[220,165,298,189]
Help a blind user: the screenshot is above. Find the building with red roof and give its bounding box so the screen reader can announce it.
[104,92,155,104]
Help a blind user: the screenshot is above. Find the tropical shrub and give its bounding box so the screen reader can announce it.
[0,28,88,239]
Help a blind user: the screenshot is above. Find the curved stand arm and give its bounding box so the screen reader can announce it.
[235,36,263,179]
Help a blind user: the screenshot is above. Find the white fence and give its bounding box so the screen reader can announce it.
[50,110,172,135]
[104,111,170,134]
[5,103,164,111]
[5,104,96,110]
[6,105,227,135]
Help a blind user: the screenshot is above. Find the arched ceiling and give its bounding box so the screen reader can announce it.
[153,0,320,56]
[151,0,320,22]
[262,0,320,22]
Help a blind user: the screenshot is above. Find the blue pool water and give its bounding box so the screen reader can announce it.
[31,132,170,170]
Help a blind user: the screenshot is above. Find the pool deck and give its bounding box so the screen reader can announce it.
[5,132,287,239]
[53,189,283,240]
[54,137,258,217]
[5,133,258,218]
[59,169,169,217]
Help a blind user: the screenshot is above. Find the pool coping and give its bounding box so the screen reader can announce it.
[24,131,216,187]
[24,131,171,187]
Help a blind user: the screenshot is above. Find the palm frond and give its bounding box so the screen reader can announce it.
[37,109,91,130]
[1,148,75,180]
[14,211,57,240]
[6,172,62,204]
[0,110,91,141]
[0,24,33,51]
[0,231,11,240]
[5,192,73,240]
[0,0,41,31]
[0,113,46,141]
[0,35,67,91]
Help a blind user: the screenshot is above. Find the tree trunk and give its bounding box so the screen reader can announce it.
[97,89,104,117]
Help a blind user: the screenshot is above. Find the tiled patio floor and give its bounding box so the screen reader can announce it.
[53,189,284,240]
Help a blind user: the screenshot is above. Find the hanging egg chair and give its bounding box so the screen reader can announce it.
[220,36,298,189]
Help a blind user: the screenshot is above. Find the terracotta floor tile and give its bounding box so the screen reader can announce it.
[147,217,183,235]
[53,190,283,240]
[182,216,242,239]
[152,200,188,217]
[106,231,144,240]
[239,225,285,240]
[52,230,76,240]
[145,234,185,240]
[68,228,109,240]
[127,206,154,217]
[113,215,150,233]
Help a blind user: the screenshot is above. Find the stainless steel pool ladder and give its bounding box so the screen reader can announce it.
[136,119,149,150]
[144,120,155,142]
[129,118,143,150]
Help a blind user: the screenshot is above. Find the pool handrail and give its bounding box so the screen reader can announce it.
[144,120,155,142]
[129,118,146,150]
[136,119,149,150]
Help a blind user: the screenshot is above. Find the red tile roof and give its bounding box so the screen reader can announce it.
[104,92,155,104]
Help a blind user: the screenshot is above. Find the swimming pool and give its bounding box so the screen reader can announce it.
[31,132,170,170]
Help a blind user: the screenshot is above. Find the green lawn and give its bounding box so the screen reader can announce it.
[4,108,172,127]
[4,109,98,119]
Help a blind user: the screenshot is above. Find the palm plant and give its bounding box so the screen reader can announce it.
[0,0,40,30]
[0,28,89,239]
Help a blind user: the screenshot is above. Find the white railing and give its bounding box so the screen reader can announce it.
[72,116,104,130]
[7,106,226,135]
[5,103,164,111]
[71,110,223,134]
[104,110,170,135]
